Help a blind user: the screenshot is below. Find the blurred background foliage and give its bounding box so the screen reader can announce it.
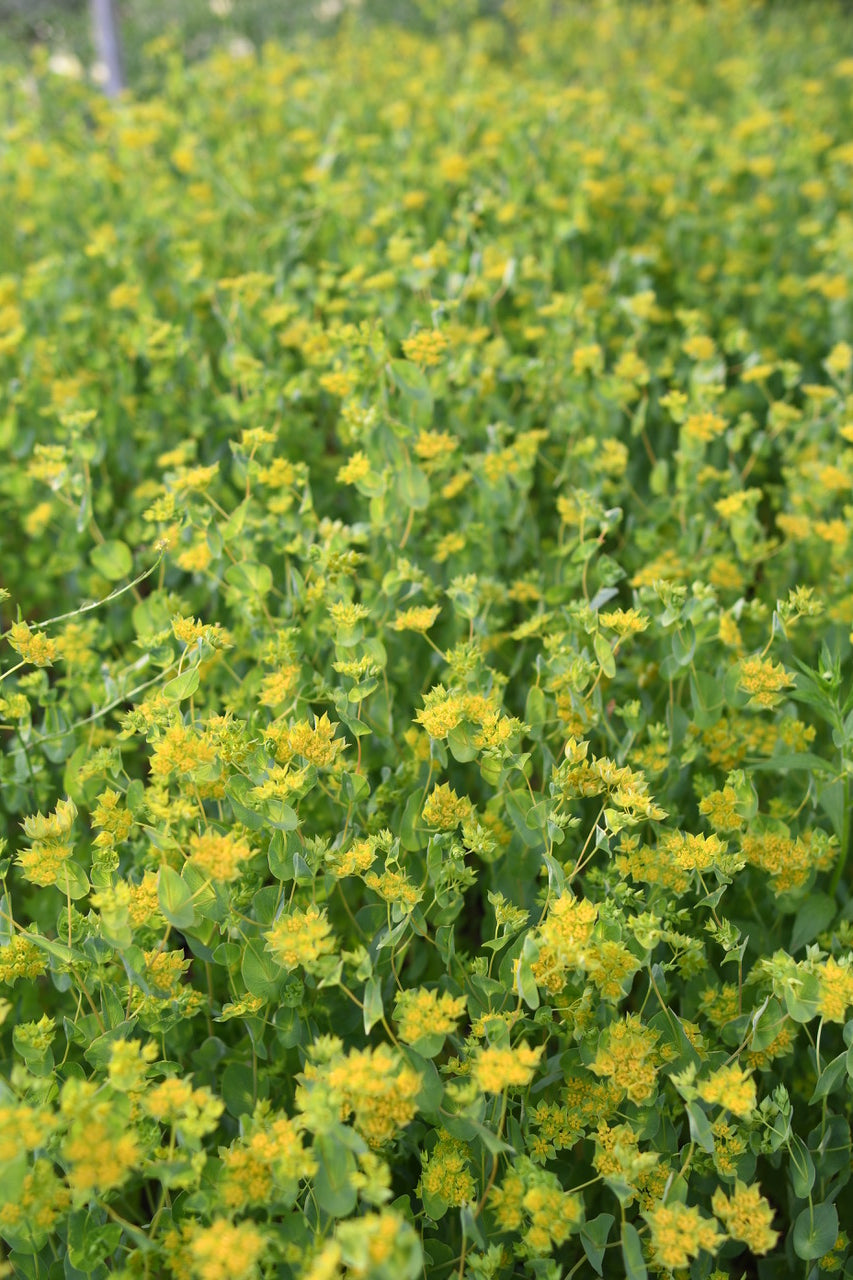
[0,0,835,90]
[0,0,505,83]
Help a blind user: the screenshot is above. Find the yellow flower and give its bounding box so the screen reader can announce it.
[572,343,603,375]
[166,1218,267,1280]
[473,1041,543,1093]
[336,450,371,484]
[265,904,336,974]
[712,1181,779,1254]
[817,957,853,1023]
[683,334,717,361]
[8,621,58,667]
[697,1063,756,1118]
[189,828,253,882]
[420,1130,475,1206]
[737,655,795,708]
[645,1201,722,1271]
[402,329,448,366]
[684,411,727,444]
[395,987,467,1044]
[364,868,422,911]
[266,712,347,766]
[326,1044,421,1147]
[0,934,48,986]
[590,1015,660,1104]
[422,782,471,830]
[600,608,650,636]
[826,341,852,379]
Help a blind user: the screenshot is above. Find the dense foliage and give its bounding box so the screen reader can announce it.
[3,2,853,1276]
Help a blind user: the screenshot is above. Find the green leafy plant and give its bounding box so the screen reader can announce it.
[3,3,853,1278]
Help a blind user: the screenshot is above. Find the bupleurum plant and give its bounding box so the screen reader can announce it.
[2,1,853,1276]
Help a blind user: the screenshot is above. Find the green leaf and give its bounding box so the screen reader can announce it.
[314,1133,358,1217]
[265,798,298,831]
[621,1221,647,1280]
[221,1061,259,1119]
[400,788,426,852]
[58,859,90,900]
[788,1134,815,1198]
[126,779,145,815]
[363,975,384,1034]
[224,560,273,597]
[163,666,200,701]
[810,1052,848,1103]
[447,722,478,763]
[226,776,265,829]
[68,1212,123,1269]
[690,671,724,728]
[90,539,132,581]
[396,460,430,510]
[220,499,249,542]
[388,358,432,404]
[686,1100,714,1153]
[525,685,547,728]
[791,893,836,953]
[793,1202,838,1260]
[515,936,540,1010]
[157,865,196,930]
[241,937,280,1001]
[593,631,616,679]
[581,1214,614,1275]
[504,790,541,848]
[671,621,695,667]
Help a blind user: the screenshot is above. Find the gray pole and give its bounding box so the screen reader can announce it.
[91,0,125,97]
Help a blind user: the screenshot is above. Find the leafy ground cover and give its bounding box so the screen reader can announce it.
[3,1,853,1276]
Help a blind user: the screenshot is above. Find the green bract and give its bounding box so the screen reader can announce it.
[2,2,853,1277]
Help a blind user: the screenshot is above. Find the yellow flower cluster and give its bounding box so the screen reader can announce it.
[394,987,467,1044]
[364,866,423,911]
[697,1063,757,1118]
[172,615,232,648]
[0,1159,70,1240]
[326,836,376,879]
[222,1109,317,1209]
[165,1217,267,1280]
[532,893,598,993]
[590,1016,661,1104]
[491,1159,582,1255]
[91,788,133,852]
[7,621,58,667]
[645,1201,722,1271]
[414,684,518,751]
[150,722,215,778]
[737,655,796,708]
[265,712,347,767]
[188,828,253,882]
[336,450,371,485]
[741,827,835,894]
[401,329,448,366]
[62,1102,140,1198]
[0,933,48,985]
[473,1041,543,1093]
[393,604,441,633]
[699,785,745,833]
[0,1102,57,1161]
[422,782,471,830]
[17,798,76,888]
[325,1045,422,1147]
[711,1182,779,1254]
[816,957,853,1022]
[264,904,336,975]
[599,608,650,636]
[420,1130,475,1206]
